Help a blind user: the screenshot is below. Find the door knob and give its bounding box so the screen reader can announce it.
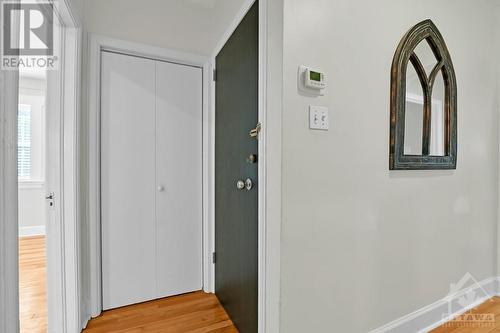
[237,179,254,190]
[157,185,165,192]
[45,192,55,208]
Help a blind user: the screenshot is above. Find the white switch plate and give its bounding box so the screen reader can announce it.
[309,106,329,130]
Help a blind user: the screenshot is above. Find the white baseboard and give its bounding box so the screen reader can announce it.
[369,276,499,333]
[19,225,46,237]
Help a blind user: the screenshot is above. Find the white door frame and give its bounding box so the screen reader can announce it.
[86,34,209,317]
[87,0,282,332]
[0,0,82,332]
[0,40,21,333]
[48,2,82,332]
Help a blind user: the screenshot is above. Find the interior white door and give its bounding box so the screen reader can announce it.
[101,51,157,310]
[155,61,203,297]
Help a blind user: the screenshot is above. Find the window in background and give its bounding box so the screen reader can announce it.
[18,104,32,179]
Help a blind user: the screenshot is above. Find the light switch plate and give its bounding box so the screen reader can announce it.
[309,106,329,130]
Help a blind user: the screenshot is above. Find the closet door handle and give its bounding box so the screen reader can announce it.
[157,185,165,192]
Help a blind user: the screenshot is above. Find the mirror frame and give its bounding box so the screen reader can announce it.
[390,19,457,170]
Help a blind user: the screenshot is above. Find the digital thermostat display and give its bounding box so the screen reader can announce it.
[303,67,326,91]
[309,71,321,82]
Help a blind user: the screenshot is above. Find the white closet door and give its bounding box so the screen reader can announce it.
[155,61,203,297]
[101,51,157,310]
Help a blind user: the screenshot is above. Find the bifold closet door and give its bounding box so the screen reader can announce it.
[101,51,157,310]
[155,61,203,297]
[101,51,203,310]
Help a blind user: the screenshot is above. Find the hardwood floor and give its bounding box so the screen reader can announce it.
[431,296,500,332]
[19,236,236,333]
[19,235,47,333]
[84,291,238,333]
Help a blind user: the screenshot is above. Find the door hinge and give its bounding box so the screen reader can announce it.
[212,252,216,264]
[213,69,217,82]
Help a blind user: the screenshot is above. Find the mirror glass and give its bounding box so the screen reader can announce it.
[414,39,438,76]
[404,62,424,155]
[430,70,445,156]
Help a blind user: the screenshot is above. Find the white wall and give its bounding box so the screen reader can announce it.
[18,76,47,236]
[66,0,84,24]
[496,0,500,280]
[84,0,248,55]
[280,1,499,332]
[18,187,46,235]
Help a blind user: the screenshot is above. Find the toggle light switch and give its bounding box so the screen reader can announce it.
[309,106,329,130]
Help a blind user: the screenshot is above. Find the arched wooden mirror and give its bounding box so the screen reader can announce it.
[390,20,457,170]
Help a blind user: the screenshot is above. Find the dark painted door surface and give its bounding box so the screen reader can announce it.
[215,2,259,333]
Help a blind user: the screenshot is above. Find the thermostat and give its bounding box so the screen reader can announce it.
[298,66,327,95]
[305,68,326,89]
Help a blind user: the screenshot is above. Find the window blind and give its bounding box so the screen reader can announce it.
[18,104,32,179]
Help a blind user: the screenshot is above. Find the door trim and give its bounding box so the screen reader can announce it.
[0,47,20,333]
[49,3,83,331]
[209,0,282,332]
[87,34,209,318]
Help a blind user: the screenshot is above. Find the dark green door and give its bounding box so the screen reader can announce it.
[215,2,258,332]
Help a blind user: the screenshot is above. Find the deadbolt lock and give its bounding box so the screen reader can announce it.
[246,154,258,164]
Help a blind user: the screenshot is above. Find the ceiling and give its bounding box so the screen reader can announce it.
[84,0,248,56]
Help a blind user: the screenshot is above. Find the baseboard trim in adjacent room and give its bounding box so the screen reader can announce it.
[368,276,499,333]
[19,225,46,237]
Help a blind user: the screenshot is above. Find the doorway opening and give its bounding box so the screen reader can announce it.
[17,67,48,333]
[86,1,281,332]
